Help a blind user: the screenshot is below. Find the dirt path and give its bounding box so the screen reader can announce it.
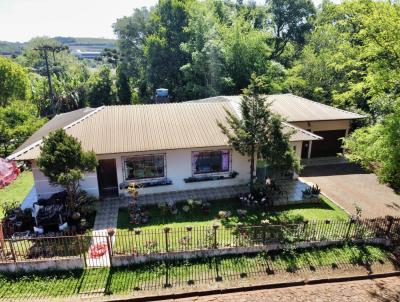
[300,163,400,218]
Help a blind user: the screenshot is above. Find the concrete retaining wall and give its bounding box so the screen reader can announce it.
[0,257,84,273]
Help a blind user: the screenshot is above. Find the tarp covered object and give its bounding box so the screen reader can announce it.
[0,159,20,189]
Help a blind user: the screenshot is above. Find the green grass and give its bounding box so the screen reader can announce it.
[114,196,349,254]
[0,244,393,299]
[0,171,34,218]
[118,195,348,231]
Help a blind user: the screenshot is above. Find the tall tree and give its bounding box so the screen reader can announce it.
[0,57,30,106]
[86,66,115,107]
[343,100,400,190]
[266,0,316,60]
[144,0,192,100]
[180,0,229,99]
[37,129,97,211]
[218,74,298,191]
[0,100,46,157]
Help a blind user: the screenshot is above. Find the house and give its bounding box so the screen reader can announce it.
[7,94,364,200]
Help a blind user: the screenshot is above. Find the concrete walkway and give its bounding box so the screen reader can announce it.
[300,163,400,218]
[87,200,120,267]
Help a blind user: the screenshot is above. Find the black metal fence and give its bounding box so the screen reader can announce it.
[0,217,399,267]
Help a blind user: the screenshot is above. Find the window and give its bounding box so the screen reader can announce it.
[123,154,165,181]
[192,150,230,175]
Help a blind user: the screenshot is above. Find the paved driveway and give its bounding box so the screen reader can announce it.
[300,163,400,218]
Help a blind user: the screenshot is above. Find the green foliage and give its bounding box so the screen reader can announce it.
[0,57,30,106]
[267,0,316,60]
[143,0,192,99]
[37,129,97,209]
[86,66,115,107]
[343,101,400,190]
[0,100,46,157]
[114,0,313,101]
[287,0,400,117]
[219,74,298,189]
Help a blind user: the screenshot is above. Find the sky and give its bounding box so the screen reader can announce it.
[0,0,327,43]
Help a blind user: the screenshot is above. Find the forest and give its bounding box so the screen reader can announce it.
[0,0,399,189]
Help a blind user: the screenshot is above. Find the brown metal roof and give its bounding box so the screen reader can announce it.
[193,94,365,122]
[8,101,320,161]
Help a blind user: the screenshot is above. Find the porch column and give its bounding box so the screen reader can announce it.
[307,140,313,159]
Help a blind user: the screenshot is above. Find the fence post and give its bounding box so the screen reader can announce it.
[345,218,355,240]
[164,227,170,253]
[8,239,16,263]
[385,216,394,237]
[213,224,219,249]
[106,229,115,267]
[79,235,87,268]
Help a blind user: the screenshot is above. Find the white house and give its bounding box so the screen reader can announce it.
[8,94,364,200]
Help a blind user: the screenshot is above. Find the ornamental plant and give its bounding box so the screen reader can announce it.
[37,129,97,211]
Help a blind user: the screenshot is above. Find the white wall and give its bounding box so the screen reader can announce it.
[97,147,251,196]
[31,148,250,199]
[31,161,99,200]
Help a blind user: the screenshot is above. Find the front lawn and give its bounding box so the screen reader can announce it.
[0,244,393,299]
[0,171,34,219]
[114,195,349,254]
[117,195,348,231]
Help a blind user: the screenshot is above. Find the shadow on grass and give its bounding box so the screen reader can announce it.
[0,244,397,299]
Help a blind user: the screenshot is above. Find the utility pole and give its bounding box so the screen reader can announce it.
[34,45,68,116]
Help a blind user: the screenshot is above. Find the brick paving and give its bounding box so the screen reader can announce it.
[300,163,400,218]
[168,277,400,302]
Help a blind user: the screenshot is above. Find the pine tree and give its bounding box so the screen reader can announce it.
[218,74,298,191]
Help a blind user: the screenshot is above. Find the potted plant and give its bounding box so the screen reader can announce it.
[311,185,320,197]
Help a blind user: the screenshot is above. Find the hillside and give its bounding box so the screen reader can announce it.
[0,37,116,56]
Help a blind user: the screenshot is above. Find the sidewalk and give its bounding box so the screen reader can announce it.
[86,200,120,267]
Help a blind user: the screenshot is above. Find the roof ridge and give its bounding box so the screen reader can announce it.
[7,106,105,160]
[284,93,365,118]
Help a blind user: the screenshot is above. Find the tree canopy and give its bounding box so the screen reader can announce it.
[0,56,30,106]
[37,129,97,209]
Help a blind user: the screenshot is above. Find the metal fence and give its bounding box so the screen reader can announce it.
[0,217,399,267]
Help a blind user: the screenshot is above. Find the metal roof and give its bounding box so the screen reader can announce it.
[193,94,365,122]
[8,100,321,161]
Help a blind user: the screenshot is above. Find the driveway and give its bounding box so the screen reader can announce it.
[300,163,400,218]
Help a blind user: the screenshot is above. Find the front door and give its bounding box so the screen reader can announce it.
[97,159,119,198]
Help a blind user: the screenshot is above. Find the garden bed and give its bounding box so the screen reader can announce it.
[0,244,397,300]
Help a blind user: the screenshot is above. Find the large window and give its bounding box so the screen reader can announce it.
[123,154,165,181]
[192,150,230,175]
